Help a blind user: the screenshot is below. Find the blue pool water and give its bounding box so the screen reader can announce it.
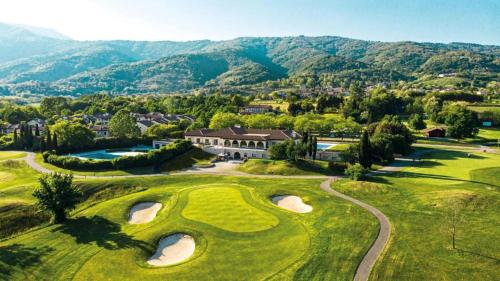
[68,145,154,160]
[316,143,337,150]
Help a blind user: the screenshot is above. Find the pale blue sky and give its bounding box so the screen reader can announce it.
[1,0,499,44]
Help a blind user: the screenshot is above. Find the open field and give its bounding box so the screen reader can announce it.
[0,176,378,280]
[0,152,26,161]
[250,100,289,111]
[333,148,500,280]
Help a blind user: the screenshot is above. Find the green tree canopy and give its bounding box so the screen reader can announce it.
[109,110,140,138]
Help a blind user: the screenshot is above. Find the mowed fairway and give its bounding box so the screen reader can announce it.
[334,148,500,280]
[0,176,378,281]
[0,157,40,208]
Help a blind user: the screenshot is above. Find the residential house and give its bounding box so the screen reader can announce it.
[137,120,155,135]
[90,125,110,138]
[423,127,446,138]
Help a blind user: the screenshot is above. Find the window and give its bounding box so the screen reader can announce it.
[213,139,218,145]
[256,141,264,149]
[196,138,201,144]
[205,139,210,145]
[224,140,231,147]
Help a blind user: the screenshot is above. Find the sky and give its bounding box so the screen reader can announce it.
[0,0,498,44]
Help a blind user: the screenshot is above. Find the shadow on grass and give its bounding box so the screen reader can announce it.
[0,244,53,277]
[379,171,499,188]
[52,216,149,251]
[457,248,500,263]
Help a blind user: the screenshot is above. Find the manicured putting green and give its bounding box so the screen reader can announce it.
[182,187,279,232]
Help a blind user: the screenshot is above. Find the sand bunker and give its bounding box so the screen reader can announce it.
[272,195,313,213]
[128,202,162,224]
[147,234,195,266]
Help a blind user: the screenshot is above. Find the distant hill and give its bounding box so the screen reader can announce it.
[0,23,498,96]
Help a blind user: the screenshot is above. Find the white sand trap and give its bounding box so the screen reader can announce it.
[147,234,195,266]
[272,195,313,213]
[128,202,162,224]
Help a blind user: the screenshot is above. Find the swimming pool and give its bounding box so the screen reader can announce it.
[316,143,337,150]
[67,145,154,160]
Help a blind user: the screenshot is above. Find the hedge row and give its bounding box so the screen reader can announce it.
[43,140,192,170]
[55,136,154,154]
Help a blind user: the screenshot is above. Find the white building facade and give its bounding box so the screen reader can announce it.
[184,126,302,159]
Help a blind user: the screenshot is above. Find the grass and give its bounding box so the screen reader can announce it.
[160,148,215,172]
[468,105,500,113]
[0,176,378,280]
[333,148,500,280]
[0,151,26,161]
[238,159,338,176]
[328,143,350,152]
[250,100,289,111]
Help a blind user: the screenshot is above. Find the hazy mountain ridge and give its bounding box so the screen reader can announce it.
[0,23,498,95]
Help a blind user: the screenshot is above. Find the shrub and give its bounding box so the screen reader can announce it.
[44,140,192,171]
[328,161,347,173]
[345,163,368,181]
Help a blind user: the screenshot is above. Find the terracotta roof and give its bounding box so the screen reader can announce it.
[185,127,301,141]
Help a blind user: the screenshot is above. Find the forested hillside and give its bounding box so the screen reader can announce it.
[0,23,498,96]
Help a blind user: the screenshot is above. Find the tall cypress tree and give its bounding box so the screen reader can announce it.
[40,138,46,152]
[46,127,52,150]
[13,128,19,148]
[35,124,40,136]
[312,136,317,160]
[359,130,372,169]
[52,133,58,151]
[307,135,313,157]
[26,125,34,149]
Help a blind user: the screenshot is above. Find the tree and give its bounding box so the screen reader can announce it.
[109,110,140,138]
[340,143,359,164]
[408,113,426,130]
[443,198,465,250]
[442,104,479,139]
[46,127,52,150]
[32,173,82,223]
[52,120,95,150]
[269,142,287,160]
[35,124,40,136]
[52,132,58,150]
[345,164,367,181]
[209,112,242,129]
[146,124,179,138]
[13,129,19,148]
[312,136,317,160]
[359,130,372,168]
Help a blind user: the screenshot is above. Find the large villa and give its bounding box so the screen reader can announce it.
[184,126,302,159]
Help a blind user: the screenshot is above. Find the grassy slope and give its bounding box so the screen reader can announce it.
[238,159,338,176]
[333,148,500,280]
[0,152,26,161]
[0,176,378,281]
[0,159,40,208]
[160,148,215,172]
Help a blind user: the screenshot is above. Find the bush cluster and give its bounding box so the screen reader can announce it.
[43,140,192,170]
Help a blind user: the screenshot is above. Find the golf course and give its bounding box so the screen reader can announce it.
[0,146,499,280]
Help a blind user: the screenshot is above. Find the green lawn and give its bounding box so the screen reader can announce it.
[333,148,500,280]
[160,147,215,172]
[468,105,500,113]
[328,143,351,152]
[0,159,40,208]
[0,151,26,161]
[238,159,338,176]
[0,176,378,280]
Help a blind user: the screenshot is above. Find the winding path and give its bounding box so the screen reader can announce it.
[18,151,391,280]
[321,178,391,281]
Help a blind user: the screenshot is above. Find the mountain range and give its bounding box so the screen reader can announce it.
[0,23,498,96]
